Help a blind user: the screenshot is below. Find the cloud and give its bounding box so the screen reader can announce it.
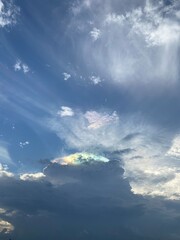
[0,159,179,239]
[14,59,30,73]
[46,107,180,200]
[52,152,109,165]
[57,106,74,117]
[0,219,14,234]
[47,109,122,151]
[89,75,102,85]
[89,27,101,41]
[84,110,119,129]
[20,172,45,181]
[0,0,19,28]
[19,141,30,148]
[69,0,180,87]
[166,135,180,158]
[0,164,14,178]
[0,162,149,239]
[63,72,71,80]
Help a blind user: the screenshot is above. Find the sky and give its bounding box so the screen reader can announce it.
[0,0,180,239]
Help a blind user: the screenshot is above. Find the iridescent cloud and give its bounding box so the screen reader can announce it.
[52,152,110,165]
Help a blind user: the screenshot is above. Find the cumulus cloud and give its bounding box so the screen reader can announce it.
[0,164,14,178]
[20,172,45,181]
[0,0,19,28]
[89,27,101,41]
[0,219,14,234]
[57,106,74,117]
[14,59,30,73]
[19,141,29,148]
[89,75,102,85]
[63,72,71,80]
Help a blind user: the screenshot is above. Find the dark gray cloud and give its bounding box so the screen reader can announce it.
[0,160,179,239]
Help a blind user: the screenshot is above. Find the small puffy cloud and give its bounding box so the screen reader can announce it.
[89,75,102,85]
[20,172,45,181]
[57,106,74,117]
[14,59,30,73]
[89,27,101,41]
[0,219,14,234]
[19,141,29,148]
[63,72,71,80]
[14,59,21,71]
[0,0,19,28]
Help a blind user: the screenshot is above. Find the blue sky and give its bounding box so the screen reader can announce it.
[0,0,180,239]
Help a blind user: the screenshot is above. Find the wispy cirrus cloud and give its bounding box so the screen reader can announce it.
[0,143,12,165]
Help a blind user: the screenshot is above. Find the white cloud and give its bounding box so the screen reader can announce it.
[124,155,180,200]
[89,75,102,85]
[126,3,180,47]
[47,109,120,150]
[84,111,118,129]
[22,64,30,73]
[0,0,19,28]
[14,59,21,71]
[70,0,180,87]
[47,108,180,200]
[47,109,155,153]
[19,141,29,148]
[89,27,101,41]
[122,132,180,200]
[14,59,30,73]
[20,172,45,181]
[105,13,125,25]
[0,219,14,234]
[63,72,71,81]
[166,135,180,158]
[57,106,74,117]
[0,164,14,178]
